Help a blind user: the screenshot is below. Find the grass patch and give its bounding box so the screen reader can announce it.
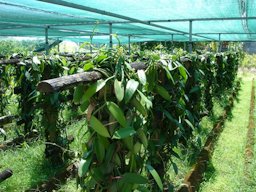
[167,95,230,189]
[199,75,254,192]
[0,116,88,192]
[0,141,62,192]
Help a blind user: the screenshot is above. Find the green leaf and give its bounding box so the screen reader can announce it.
[133,142,142,154]
[96,54,108,63]
[137,90,152,109]
[152,54,160,61]
[32,56,41,64]
[155,85,171,101]
[163,110,184,130]
[83,62,94,71]
[94,136,105,163]
[125,79,139,103]
[137,129,148,148]
[136,186,150,192]
[146,65,156,92]
[112,127,136,139]
[107,101,127,127]
[90,115,110,138]
[184,119,195,130]
[81,76,112,103]
[189,86,200,94]
[114,79,124,102]
[171,161,179,175]
[124,136,134,151]
[131,97,147,116]
[162,65,175,84]
[25,71,31,81]
[185,110,194,124]
[73,84,85,104]
[80,101,89,112]
[146,164,163,191]
[178,66,188,82]
[78,156,92,177]
[105,143,116,163]
[122,173,148,184]
[137,70,146,85]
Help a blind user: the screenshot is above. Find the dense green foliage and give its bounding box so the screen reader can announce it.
[73,48,240,191]
[241,54,256,68]
[0,40,41,56]
[0,42,240,191]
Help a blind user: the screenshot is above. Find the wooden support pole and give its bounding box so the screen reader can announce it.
[37,71,102,93]
[37,62,146,93]
[0,130,39,150]
[0,115,17,126]
[0,59,20,65]
[0,169,13,183]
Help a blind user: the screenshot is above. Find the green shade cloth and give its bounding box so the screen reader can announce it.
[0,0,256,43]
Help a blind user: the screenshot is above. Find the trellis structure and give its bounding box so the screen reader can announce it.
[0,0,256,49]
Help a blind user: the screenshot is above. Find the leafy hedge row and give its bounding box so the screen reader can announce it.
[74,48,240,191]
[0,47,240,191]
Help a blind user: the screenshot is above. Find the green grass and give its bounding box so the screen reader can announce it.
[241,54,256,68]
[0,141,63,192]
[199,75,255,192]
[1,77,253,191]
[167,98,227,189]
[0,116,88,192]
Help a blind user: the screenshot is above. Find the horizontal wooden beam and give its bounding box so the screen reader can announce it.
[0,115,17,126]
[0,59,20,65]
[0,169,13,183]
[37,71,102,93]
[37,62,146,93]
[0,129,39,150]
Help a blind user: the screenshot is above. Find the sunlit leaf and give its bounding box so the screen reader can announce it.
[112,127,136,139]
[125,79,139,103]
[114,79,124,102]
[107,101,127,127]
[146,164,163,191]
[90,115,110,138]
[78,156,92,177]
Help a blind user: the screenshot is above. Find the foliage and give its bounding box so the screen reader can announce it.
[0,39,41,56]
[0,43,241,190]
[73,47,240,191]
[241,54,256,68]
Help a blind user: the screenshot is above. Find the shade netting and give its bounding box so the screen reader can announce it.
[0,0,256,43]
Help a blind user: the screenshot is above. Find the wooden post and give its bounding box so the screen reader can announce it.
[43,92,62,164]
[0,115,16,126]
[15,66,34,133]
[0,68,4,115]
[41,64,63,164]
[37,62,146,93]
[0,169,13,183]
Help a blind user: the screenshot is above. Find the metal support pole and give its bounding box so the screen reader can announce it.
[218,33,222,52]
[188,20,193,53]
[128,35,131,55]
[171,34,174,49]
[45,26,49,55]
[57,38,60,52]
[109,23,113,49]
[90,35,93,54]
